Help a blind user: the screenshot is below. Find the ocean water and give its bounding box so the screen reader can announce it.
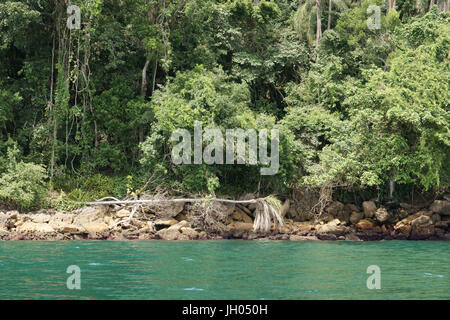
[0,240,448,299]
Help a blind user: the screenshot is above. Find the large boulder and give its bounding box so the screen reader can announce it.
[168,220,190,231]
[316,219,348,236]
[156,228,180,240]
[48,213,75,231]
[82,221,109,233]
[356,219,377,230]
[73,206,107,225]
[326,201,345,217]
[349,212,364,225]
[411,215,432,227]
[31,213,51,224]
[362,201,377,218]
[150,201,185,217]
[180,227,199,239]
[17,221,55,233]
[230,208,253,224]
[429,200,450,215]
[375,208,391,223]
[154,218,179,229]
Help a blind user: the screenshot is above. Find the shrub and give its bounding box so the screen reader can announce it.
[0,145,48,210]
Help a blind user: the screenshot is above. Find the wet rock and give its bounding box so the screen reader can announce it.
[362,201,377,218]
[289,234,318,241]
[375,208,391,223]
[429,200,450,215]
[349,212,364,225]
[345,233,361,241]
[410,226,435,240]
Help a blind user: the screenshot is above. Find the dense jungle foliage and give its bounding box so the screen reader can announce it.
[0,0,448,210]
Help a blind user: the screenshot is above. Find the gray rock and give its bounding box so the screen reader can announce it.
[349,211,364,224]
[429,200,450,215]
[362,201,377,218]
[375,208,391,223]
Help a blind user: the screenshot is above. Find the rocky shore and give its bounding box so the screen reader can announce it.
[1,198,449,241]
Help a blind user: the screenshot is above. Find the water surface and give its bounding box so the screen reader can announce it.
[0,240,448,299]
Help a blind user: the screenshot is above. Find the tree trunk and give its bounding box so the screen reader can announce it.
[141,59,150,98]
[49,36,56,185]
[327,0,332,30]
[316,0,322,45]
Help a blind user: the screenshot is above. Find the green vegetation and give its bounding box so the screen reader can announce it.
[0,0,448,210]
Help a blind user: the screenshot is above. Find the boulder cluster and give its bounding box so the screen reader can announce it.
[0,198,449,241]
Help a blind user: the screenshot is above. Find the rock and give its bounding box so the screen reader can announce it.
[289,234,318,241]
[73,206,107,225]
[431,213,441,224]
[362,201,377,218]
[31,213,51,224]
[410,226,435,240]
[326,201,345,217]
[429,200,450,215]
[48,213,76,232]
[116,209,130,218]
[168,220,190,231]
[49,212,74,225]
[345,233,361,241]
[230,208,253,223]
[349,212,364,225]
[375,208,391,223]
[411,215,432,227]
[156,228,180,240]
[6,210,19,219]
[61,225,86,234]
[316,219,348,236]
[319,213,334,223]
[356,219,376,230]
[336,211,350,224]
[345,204,360,213]
[228,222,254,232]
[17,222,55,233]
[82,221,109,233]
[180,227,199,239]
[154,218,179,229]
[151,201,185,217]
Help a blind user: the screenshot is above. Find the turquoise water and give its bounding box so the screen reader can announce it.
[0,240,448,299]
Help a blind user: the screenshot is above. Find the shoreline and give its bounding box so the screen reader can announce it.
[1,199,449,242]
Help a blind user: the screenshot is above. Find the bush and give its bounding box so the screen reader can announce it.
[0,145,48,210]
